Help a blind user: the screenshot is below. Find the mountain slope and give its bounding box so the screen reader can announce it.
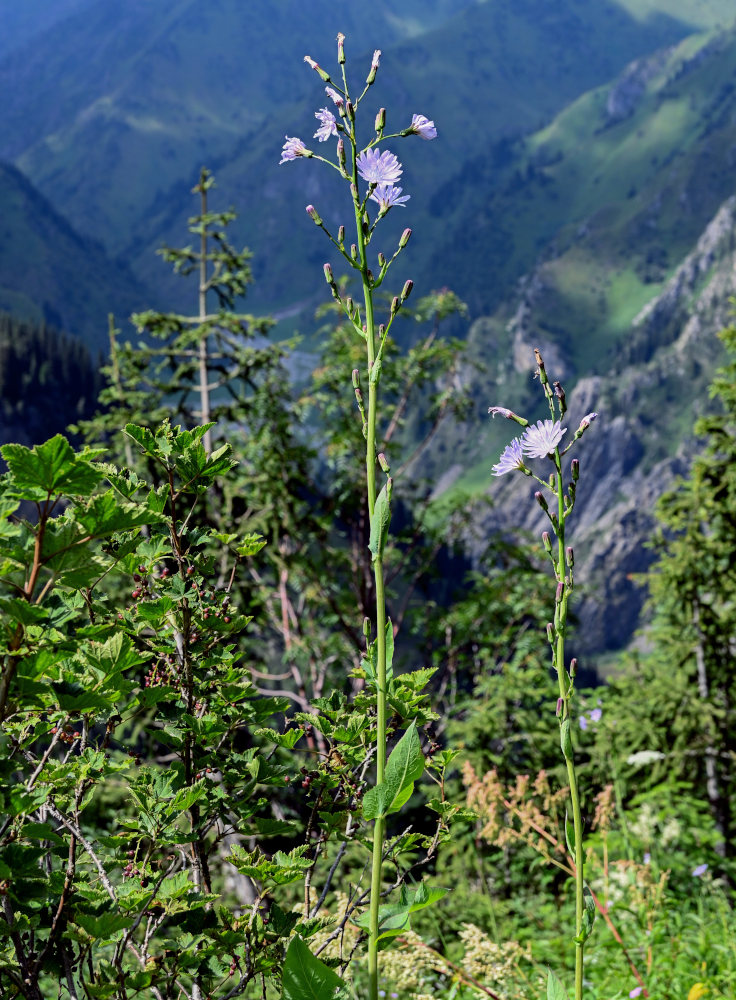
[0,0,471,252]
[127,0,729,316]
[0,162,150,350]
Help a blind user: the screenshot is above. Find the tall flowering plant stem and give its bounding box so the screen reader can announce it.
[281,34,436,999]
[489,351,598,1000]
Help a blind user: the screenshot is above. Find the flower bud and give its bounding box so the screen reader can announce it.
[337,32,345,64]
[378,324,385,340]
[323,262,334,284]
[375,107,386,132]
[542,531,552,554]
[351,244,358,261]
[338,225,345,244]
[350,182,359,202]
[305,204,322,225]
[556,581,564,604]
[378,452,390,473]
[391,296,400,315]
[352,369,360,389]
[399,228,412,248]
[401,279,414,301]
[578,411,598,431]
[304,55,331,83]
[337,139,346,172]
[366,49,381,85]
[546,622,555,643]
[570,657,578,678]
[366,269,374,283]
[556,697,563,717]
[346,296,354,315]
[378,252,386,268]
[534,490,548,512]
[566,546,574,568]
[363,616,371,637]
[571,459,580,481]
[346,100,355,120]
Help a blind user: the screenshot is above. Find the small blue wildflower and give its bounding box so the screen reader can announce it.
[313,108,338,142]
[370,184,410,211]
[589,707,602,723]
[692,863,708,877]
[357,148,403,185]
[629,988,644,998]
[279,136,309,164]
[491,438,525,477]
[521,419,567,458]
[410,113,437,140]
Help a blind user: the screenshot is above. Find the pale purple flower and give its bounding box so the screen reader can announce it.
[279,136,309,164]
[410,114,437,140]
[692,863,709,877]
[489,407,514,419]
[325,86,343,107]
[579,715,589,731]
[589,707,602,723]
[370,184,410,211]
[313,107,338,142]
[578,411,598,430]
[357,148,403,185]
[630,989,644,998]
[371,49,381,70]
[491,438,525,477]
[521,419,567,458]
[643,852,651,864]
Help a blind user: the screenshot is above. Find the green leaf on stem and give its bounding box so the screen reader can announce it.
[281,934,345,1000]
[574,882,597,944]
[362,721,424,819]
[560,717,573,759]
[547,968,570,1000]
[368,479,392,560]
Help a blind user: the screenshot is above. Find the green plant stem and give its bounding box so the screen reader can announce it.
[554,458,585,1000]
[352,147,388,1000]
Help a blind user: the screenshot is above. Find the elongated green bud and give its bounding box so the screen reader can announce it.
[323,262,334,284]
[337,32,345,64]
[346,296,354,315]
[391,296,400,315]
[378,324,385,340]
[366,49,381,85]
[338,225,345,244]
[378,252,386,268]
[306,204,322,225]
[352,369,360,389]
[375,107,386,132]
[350,182,359,202]
[337,139,346,172]
[351,244,358,261]
[547,622,555,644]
[399,228,412,248]
[304,55,331,83]
[363,616,371,637]
[542,531,552,554]
[571,459,580,481]
[535,490,548,513]
[555,581,564,604]
[566,546,574,568]
[346,99,355,121]
[401,279,414,302]
[378,452,390,473]
[570,657,578,679]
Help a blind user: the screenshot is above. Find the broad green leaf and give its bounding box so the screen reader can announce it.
[362,722,424,820]
[368,479,392,560]
[547,968,569,1000]
[281,935,345,1000]
[1,436,102,497]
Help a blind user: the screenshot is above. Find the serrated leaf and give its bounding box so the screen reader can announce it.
[281,935,345,1000]
[547,968,570,1000]
[2,436,102,497]
[363,722,424,820]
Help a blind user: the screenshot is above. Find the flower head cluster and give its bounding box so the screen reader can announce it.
[313,107,338,142]
[357,148,403,185]
[370,184,410,212]
[491,438,525,477]
[279,136,310,164]
[522,419,567,458]
[410,113,437,140]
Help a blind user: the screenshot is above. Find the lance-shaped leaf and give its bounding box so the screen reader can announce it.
[281,935,346,1000]
[368,478,392,560]
[362,722,424,820]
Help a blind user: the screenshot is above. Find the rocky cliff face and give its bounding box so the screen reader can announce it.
[474,194,736,663]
